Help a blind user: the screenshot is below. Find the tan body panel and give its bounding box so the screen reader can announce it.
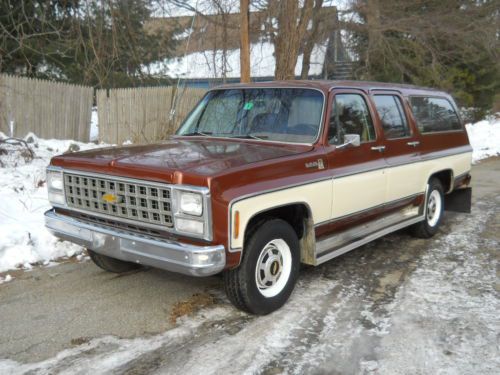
[229,151,472,252]
[230,179,332,249]
[331,169,386,219]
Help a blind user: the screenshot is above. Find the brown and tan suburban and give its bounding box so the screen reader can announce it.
[45,80,472,314]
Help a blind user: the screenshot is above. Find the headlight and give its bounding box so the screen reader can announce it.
[175,217,204,235]
[47,168,65,206]
[172,186,211,240]
[48,191,65,205]
[47,170,64,191]
[179,191,203,216]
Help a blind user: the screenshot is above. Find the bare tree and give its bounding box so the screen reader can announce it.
[240,0,251,82]
[300,0,324,79]
[272,0,315,80]
[343,0,500,111]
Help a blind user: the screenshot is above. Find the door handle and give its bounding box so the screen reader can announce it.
[371,145,386,152]
[407,141,420,147]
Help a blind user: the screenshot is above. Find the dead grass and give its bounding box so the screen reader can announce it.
[169,292,216,324]
[70,337,90,346]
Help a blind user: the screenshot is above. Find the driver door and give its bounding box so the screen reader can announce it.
[320,90,387,236]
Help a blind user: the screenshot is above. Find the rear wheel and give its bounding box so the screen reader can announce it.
[88,250,141,273]
[411,178,444,238]
[223,219,300,315]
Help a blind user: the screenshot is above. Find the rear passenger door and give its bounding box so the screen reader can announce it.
[370,91,423,204]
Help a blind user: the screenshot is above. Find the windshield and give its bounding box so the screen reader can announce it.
[176,88,324,143]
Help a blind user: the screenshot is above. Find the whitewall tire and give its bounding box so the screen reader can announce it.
[411,178,444,238]
[223,219,300,315]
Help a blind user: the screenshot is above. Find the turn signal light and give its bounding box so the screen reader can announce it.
[234,211,240,239]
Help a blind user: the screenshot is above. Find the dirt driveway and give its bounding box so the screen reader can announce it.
[0,159,498,374]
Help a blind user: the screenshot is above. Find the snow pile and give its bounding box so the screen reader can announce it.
[466,114,500,163]
[0,133,109,273]
[90,107,99,141]
[0,274,13,284]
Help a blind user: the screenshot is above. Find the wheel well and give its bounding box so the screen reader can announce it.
[430,170,453,193]
[245,204,311,242]
[244,203,316,264]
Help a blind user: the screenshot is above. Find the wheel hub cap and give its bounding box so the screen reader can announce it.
[427,190,442,227]
[255,239,292,298]
[270,260,280,276]
[257,246,283,288]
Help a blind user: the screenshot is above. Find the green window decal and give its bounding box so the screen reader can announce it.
[243,102,254,110]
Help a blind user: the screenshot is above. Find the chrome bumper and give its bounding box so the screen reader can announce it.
[44,210,226,276]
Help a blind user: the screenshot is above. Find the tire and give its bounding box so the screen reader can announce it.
[223,219,300,315]
[88,250,141,273]
[411,178,444,238]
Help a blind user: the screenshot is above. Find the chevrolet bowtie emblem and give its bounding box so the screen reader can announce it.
[102,193,122,204]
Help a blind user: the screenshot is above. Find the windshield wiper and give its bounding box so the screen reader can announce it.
[230,134,268,140]
[182,131,212,137]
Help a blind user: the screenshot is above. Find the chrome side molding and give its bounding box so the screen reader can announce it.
[315,205,423,265]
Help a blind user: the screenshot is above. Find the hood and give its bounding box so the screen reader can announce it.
[50,138,312,185]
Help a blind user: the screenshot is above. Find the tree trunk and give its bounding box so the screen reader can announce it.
[365,0,381,73]
[274,0,314,80]
[240,0,250,83]
[300,0,324,79]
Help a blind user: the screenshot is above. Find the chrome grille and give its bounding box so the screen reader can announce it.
[64,173,173,228]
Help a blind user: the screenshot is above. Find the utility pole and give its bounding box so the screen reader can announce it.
[240,0,250,83]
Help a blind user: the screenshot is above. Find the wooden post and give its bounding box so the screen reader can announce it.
[240,0,250,83]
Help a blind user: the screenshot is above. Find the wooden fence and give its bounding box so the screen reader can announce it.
[96,86,206,144]
[0,74,93,142]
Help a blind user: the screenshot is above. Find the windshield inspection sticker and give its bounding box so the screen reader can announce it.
[243,102,254,110]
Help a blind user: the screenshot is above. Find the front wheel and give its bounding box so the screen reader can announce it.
[223,219,300,315]
[88,250,141,273]
[411,178,444,238]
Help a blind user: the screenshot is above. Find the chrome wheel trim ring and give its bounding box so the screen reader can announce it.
[255,239,292,298]
[427,189,442,227]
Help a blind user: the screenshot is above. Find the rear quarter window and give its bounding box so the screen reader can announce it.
[373,95,410,139]
[409,96,462,133]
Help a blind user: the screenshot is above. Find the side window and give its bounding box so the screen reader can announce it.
[329,94,376,145]
[373,95,410,139]
[409,96,462,133]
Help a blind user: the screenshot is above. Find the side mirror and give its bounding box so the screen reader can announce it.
[336,134,361,149]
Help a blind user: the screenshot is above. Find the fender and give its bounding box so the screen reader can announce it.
[228,179,332,253]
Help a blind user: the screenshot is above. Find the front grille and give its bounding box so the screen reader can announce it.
[64,173,173,228]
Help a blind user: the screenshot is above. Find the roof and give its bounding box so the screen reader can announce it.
[212,80,448,97]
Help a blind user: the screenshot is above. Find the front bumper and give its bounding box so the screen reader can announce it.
[44,210,226,276]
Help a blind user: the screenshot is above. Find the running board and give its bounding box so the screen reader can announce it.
[315,208,424,266]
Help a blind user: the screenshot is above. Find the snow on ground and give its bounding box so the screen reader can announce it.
[370,201,499,374]
[90,107,99,142]
[465,114,500,163]
[144,41,328,79]
[0,133,109,273]
[0,274,13,284]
